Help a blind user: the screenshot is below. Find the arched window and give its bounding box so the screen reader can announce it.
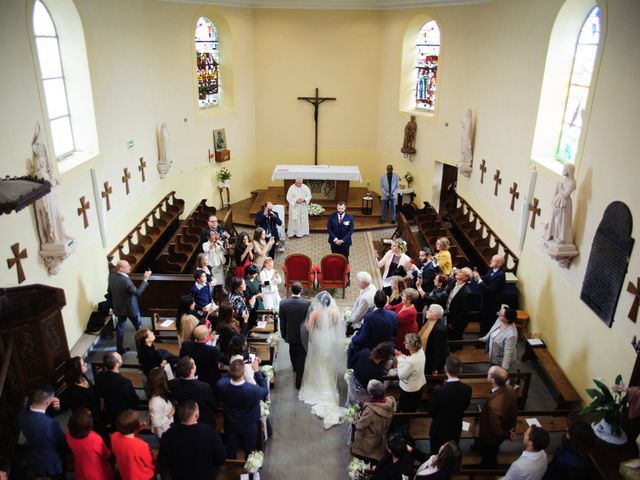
[195,17,220,109]
[414,21,441,111]
[33,0,74,158]
[557,6,601,163]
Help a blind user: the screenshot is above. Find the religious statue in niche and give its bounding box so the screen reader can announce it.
[157,123,172,178]
[458,109,473,178]
[541,163,578,268]
[401,115,417,158]
[28,123,76,275]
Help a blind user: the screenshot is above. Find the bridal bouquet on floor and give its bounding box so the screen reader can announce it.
[347,457,370,480]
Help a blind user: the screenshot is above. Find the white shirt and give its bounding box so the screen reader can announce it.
[503,450,548,480]
[396,349,426,392]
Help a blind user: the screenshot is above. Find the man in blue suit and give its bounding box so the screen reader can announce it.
[350,290,397,353]
[216,358,269,458]
[327,201,355,259]
[380,164,400,224]
[18,385,66,479]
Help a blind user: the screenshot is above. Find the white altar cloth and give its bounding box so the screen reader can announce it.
[271,165,362,182]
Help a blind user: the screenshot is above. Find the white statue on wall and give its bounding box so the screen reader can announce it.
[542,163,578,268]
[458,108,473,178]
[28,123,75,274]
[157,122,172,178]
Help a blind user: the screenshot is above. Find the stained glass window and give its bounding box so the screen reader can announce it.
[33,0,74,158]
[195,17,220,109]
[415,21,440,111]
[557,7,600,163]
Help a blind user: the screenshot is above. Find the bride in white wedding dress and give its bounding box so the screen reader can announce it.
[299,291,347,428]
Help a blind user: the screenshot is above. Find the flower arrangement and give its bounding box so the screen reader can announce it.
[261,365,274,382]
[344,404,361,424]
[342,309,352,323]
[266,331,281,346]
[260,400,271,420]
[343,336,353,353]
[216,167,231,182]
[404,171,414,187]
[308,203,325,216]
[582,374,629,437]
[347,457,369,480]
[344,368,354,382]
[244,451,264,474]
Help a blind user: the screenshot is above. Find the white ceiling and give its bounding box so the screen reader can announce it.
[163,0,490,10]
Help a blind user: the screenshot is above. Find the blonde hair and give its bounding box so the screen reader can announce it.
[437,237,450,250]
[403,287,419,303]
[263,257,274,267]
[393,238,408,254]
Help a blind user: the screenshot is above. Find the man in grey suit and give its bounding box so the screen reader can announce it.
[108,260,151,354]
[279,282,311,389]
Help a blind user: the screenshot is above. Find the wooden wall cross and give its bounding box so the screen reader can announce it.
[627,277,640,322]
[297,87,336,165]
[138,157,146,182]
[509,182,520,211]
[77,196,90,229]
[479,159,487,184]
[7,242,27,284]
[493,169,502,196]
[122,168,132,195]
[529,197,541,228]
[102,181,113,211]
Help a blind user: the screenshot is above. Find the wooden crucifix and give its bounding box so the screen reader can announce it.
[509,182,519,211]
[7,242,28,284]
[493,169,502,196]
[122,168,132,195]
[297,87,336,165]
[102,181,113,211]
[627,277,640,323]
[529,197,541,229]
[138,157,147,182]
[77,196,90,229]
[479,159,487,184]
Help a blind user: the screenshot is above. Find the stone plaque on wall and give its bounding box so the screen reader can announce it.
[580,202,634,327]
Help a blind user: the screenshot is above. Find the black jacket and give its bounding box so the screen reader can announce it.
[95,370,140,426]
[424,318,448,374]
[179,341,221,389]
[279,296,311,345]
[169,378,217,428]
[428,380,472,452]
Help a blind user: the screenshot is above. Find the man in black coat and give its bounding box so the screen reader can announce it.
[445,268,472,347]
[473,255,507,336]
[158,400,226,480]
[179,325,221,391]
[428,356,472,455]
[255,201,282,258]
[199,214,226,248]
[279,282,311,389]
[95,352,140,427]
[420,304,448,375]
[169,357,217,428]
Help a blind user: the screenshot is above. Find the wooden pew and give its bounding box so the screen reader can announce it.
[395,211,421,261]
[131,273,194,317]
[448,340,491,365]
[521,341,583,410]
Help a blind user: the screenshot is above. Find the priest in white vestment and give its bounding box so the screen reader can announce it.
[286,178,312,237]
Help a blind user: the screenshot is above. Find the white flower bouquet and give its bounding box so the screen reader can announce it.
[343,336,352,353]
[347,457,369,480]
[245,450,264,474]
[342,309,352,323]
[266,331,281,346]
[261,365,274,382]
[344,368,354,382]
[260,400,271,420]
[308,203,325,216]
[344,404,361,424]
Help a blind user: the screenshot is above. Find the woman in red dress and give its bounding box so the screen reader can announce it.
[386,288,419,355]
[66,408,114,480]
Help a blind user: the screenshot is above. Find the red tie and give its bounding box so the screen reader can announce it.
[339,214,343,224]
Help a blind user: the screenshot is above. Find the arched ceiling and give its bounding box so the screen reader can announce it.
[163,0,491,10]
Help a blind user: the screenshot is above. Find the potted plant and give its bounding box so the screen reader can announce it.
[217,167,231,187]
[581,374,629,445]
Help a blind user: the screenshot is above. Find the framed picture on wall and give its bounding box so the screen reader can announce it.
[213,128,227,152]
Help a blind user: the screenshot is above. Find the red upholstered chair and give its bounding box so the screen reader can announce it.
[317,254,350,298]
[282,253,315,295]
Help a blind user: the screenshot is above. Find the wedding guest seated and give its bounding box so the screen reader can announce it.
[216,358,269,459]
[18,386,66,480]
[158,400,226,480]
[387,288,419,355]
[393,333,426,413]
[346,342,391,405]
[252,227,275,270]
[95,352,140,428]
[505,425,549,480]
[543,419,595,480]
[214,304,241,361]
[66,408,114,480]
[180,325,222,390]
[351,380,396,465]
[61,357,105,436]
[233,232,254,278]
[229,276,251,334]
[146,367,174,438]
[371,432,415,480]
[169,356,217,428]
[351,290,397,354]
[135,327,178,376]
[259,257,282,311]
[417,274,449,310]
[387,276,407,306]
[414,440,462,479]
[176,294,200,345]
[228,334,258,384]
[111,410,155,480]
[479,305,518,370]
[349,271,378,333]
[418,304,448,375]
[191,270,217,319]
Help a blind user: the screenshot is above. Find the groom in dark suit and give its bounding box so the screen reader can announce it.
[279,282,311,389]
[327,201,355,259]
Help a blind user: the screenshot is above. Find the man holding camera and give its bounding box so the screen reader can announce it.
[255,201,282,258]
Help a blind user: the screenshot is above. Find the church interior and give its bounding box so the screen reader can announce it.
[1,0,639,478]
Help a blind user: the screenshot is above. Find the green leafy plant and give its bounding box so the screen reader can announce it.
[581,374,628,436]
[216,167,231,182]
